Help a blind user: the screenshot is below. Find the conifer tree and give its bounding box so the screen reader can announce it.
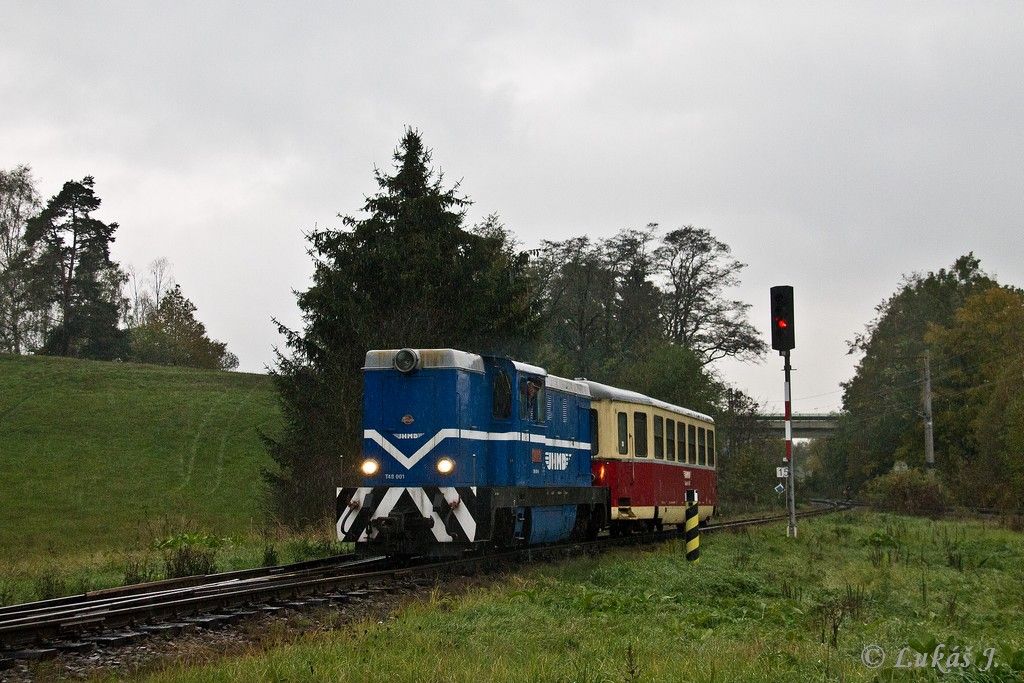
[264,129,539,526]
[25,176,127,359]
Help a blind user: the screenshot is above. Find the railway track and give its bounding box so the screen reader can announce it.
[0,500,849,662]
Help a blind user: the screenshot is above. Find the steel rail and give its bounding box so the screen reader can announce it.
[0,500,849,653]
[0,552,362,619]
[0,556,389,646]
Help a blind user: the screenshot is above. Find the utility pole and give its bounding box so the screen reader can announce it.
[923,350,935,471]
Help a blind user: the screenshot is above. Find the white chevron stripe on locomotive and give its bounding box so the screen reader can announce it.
[363,428,591,470]
[337,486,470,543]
[439,486,476,540]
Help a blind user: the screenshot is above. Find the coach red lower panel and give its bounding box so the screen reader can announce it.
[592,459,717,508]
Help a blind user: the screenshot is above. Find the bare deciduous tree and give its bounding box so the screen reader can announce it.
[125,257,176,328]
[0,165,44,353]
[657,225,766,365]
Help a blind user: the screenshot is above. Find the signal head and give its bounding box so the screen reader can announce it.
[770,286,795,351]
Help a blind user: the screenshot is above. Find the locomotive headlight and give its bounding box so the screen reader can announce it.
[360,459,380,476]
[393,348,420,374]
[436,457,455,475]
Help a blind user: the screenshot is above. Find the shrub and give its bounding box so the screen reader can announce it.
[284,537,346,563]
[122,558,159,585]
[863,468,951,516]
[155,531,223,578]
[163,546,217,578]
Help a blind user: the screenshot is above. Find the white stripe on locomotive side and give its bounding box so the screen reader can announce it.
[363,428,591,470]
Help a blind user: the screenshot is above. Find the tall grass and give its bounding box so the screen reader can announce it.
[143,512,1024,682]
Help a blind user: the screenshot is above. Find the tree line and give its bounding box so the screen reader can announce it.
[266,129,777,526]
[0,165,237,369]
[808,254,1024,509]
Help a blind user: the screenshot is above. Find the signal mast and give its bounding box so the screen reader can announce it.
[770,285,797,538]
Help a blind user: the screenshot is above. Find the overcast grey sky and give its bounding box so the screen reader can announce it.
[3,2,1022,411]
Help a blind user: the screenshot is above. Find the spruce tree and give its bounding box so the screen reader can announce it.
[264,129,539,526]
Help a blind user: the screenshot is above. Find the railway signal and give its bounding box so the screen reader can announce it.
[770,285,798,538]
[770,285,795,351]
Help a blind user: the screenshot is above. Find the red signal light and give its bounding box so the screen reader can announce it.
[770,285,795,351]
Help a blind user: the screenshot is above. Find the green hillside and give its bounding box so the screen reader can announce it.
[0,354,281,558]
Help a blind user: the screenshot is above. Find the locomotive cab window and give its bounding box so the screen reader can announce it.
[492,370,512,419]
[666,418,676,461]
[698,427,707,465]
[653,415,664,459]
[590,409,599,455]
[519,377,545,423]
[688,424,697,464]
[617,412,628,454]
[709,430,716,468]
[634,412,648,457]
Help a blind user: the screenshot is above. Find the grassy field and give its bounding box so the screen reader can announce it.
[139,511,1024,682]
[0,353,281,567]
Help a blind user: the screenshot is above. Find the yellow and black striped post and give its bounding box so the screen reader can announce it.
[684,503,700,563]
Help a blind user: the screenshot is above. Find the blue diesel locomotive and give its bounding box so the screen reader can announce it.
[336,348,607,556]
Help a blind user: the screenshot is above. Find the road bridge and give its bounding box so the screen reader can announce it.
[758,413,840,439]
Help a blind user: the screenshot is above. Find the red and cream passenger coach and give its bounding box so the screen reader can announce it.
[584,381,717,532]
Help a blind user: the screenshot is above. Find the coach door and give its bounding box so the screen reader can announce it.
[517,374,546,485]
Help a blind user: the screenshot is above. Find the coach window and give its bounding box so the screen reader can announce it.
[666,419,676,461]
[634,412,648,457]
[519,377,545,423]
[590,409,599,455]
[687,424,697,464]
[617,412,628,455]
[698,427,707,466]
[709,430,716,468]
[492,370,512,419]
[678,422,686,464]
[653,415,664,459]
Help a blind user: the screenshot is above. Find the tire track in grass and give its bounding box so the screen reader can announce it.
[177,389,230,491]
[207,384,259,497]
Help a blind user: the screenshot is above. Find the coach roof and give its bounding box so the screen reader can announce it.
[581,380,714,423]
